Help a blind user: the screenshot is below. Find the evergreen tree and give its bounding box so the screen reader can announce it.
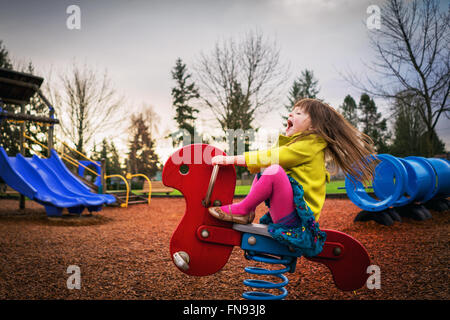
[358,93,389,153]
[284,69,320,120]
[127,111,160,179]
[92,139,123,188]
[0,40,12,68]
[339,94,358,128]
[220,80,254,132]
[284,81,302,119]
[108,141,122,175]
[297,69,319,99]
[389,92,445,156]
[171,58,200,146]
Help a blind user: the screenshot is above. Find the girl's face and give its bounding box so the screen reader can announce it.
[286,106,312,136]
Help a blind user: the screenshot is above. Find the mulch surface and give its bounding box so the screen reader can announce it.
[0,198,448,300]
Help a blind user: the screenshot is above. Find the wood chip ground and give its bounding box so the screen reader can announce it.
[0,198,448,300]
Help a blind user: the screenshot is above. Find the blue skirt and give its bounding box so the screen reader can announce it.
[257,173,326,257]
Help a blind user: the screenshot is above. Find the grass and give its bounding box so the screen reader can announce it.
[3,180,374,203]
[234,180,347,195]
[149,179,348,196]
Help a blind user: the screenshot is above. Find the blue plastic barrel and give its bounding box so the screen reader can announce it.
[403,157,436,203]
[372,157,412,207]
[346,154,407,212]
[346,154,450,212]
[426,158,450,198]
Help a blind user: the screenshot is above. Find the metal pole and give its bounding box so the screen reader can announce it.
[19,104,25,210]
[47,109,54,157]
[126,159,131,189]
[101,158,106,194]
[203,165,219,207]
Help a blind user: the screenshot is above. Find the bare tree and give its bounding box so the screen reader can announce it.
[55,63,124,154]
[345,0,449,156]
[195,30,289,133]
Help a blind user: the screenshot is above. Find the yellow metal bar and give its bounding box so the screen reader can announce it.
[7,119,25,124]
[23,144,45,158]
[105,174,129,208]
[58,148,78,167]
[61,154,81,168]
[130,173,151,205]
[61,152,100,177]
[24,134,99,177]
[55,137,101,168]
[23,133,48,151]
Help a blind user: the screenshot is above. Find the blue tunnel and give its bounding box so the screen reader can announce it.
[345,154,450,213]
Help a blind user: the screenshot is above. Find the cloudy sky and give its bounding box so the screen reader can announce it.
[0,0,448,161]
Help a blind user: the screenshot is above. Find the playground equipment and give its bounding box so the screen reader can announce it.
[0,67,118,215]
[0,67,156,212]
[346,154,450,226]
[0,148,116,216]
[163,144,371,300]
[78,160,102,188]
[0,67,57,210]
[27,134,152,208]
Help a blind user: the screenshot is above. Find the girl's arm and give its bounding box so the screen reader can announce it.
[211,155,246,166]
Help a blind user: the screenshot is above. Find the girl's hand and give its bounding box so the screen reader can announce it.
[211,155,246,166]
[211,155,231,165]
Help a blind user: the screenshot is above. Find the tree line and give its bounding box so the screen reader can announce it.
[169,0,448,161]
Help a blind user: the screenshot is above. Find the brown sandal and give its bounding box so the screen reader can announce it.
[208,205,255,224]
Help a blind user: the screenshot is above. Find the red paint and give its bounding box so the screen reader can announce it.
[163,144,238,276]
[307,229,371,291]
[196,225,242,246]
[313,241,345,261]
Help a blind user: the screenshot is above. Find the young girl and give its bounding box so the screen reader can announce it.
[208,98,376,256]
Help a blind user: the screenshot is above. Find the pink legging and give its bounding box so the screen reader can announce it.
[221,164,295,224]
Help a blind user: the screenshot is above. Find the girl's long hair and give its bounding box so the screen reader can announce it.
[289,98,377,183]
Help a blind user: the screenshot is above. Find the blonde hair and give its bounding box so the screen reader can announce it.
[289,98,377,183]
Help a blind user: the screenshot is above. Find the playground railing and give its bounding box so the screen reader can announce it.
[24,134,100,178]
[105,174,129,207]
[129,173,151,205]
[56,138,101,168]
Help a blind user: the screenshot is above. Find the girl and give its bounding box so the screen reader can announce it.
[208,98,376,256]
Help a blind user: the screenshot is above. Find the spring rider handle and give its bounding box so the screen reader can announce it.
[203,165,220,207]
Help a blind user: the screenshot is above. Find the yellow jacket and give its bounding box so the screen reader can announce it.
[244,132,328,220]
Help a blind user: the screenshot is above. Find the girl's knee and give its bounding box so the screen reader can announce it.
[262,164,284,176]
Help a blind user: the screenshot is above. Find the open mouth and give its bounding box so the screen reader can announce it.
[287,119,293,130]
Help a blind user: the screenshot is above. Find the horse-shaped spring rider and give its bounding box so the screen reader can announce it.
[163,144,371,299]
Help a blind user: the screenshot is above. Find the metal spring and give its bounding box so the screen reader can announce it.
[243,251,296,300]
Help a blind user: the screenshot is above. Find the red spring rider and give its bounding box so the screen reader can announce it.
[163,143,371,300]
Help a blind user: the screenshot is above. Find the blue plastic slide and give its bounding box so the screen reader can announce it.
[0,147,116,216]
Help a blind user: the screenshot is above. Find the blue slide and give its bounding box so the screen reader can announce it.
[0,147,116,216]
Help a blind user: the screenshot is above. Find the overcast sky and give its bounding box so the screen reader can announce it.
[0,0,448,161]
